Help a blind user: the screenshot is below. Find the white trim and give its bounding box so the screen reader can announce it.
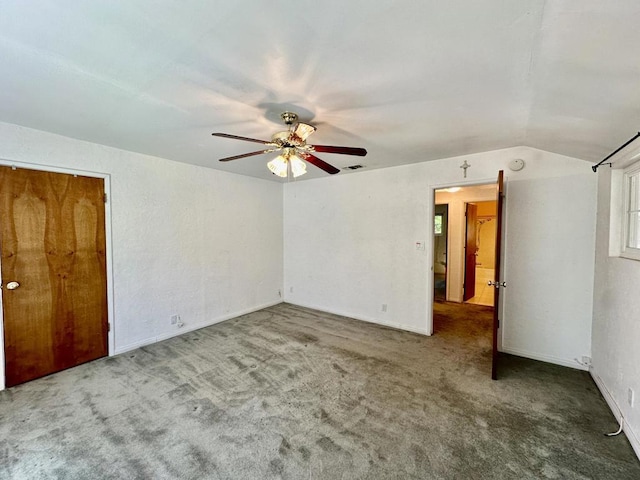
[621,161,640,261]
[591,369,640,460]
[287,300,431,336]
[501,346,589,371]
[102,175,116,358]
[114,300,284,355]
[605,137,640,260]
[0,158,111,179]
[0,159,114,391]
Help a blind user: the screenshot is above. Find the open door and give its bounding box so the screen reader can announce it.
[463,203,478,301]
[491,171,505,380]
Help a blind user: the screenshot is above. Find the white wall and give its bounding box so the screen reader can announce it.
[284,146,596,368]
[0,122,283,389]
[591,164,640,458]
[503,173,596,366]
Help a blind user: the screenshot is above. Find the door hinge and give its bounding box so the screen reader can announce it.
[103,193,108,203]
[108,322,111,332]
[497,319,500,328]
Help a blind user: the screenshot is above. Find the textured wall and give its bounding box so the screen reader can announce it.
[591,165,640,458]
[284,146,596,368]
[503,173,596,365]
[0,122,283,389]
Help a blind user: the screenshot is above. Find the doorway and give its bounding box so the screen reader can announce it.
[0,166,110,387]
[431,179,503,378]
[432,186,498,306]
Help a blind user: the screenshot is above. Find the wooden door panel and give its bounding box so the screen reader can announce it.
[492,171,505,380]
[1,167,108,386]
[67,190,108,365]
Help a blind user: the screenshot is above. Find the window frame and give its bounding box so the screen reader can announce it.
[621,160,640,261]
[434,213,444,236]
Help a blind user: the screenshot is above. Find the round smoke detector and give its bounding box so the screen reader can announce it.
[508,158,525,171]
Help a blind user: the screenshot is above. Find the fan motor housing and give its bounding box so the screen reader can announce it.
[280,111,298,125]
[272,131,292,146]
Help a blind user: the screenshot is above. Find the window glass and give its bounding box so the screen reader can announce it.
[629,173,639,210]
[434,214,443,236]
[629,213,640,248]
[624,167,640,253]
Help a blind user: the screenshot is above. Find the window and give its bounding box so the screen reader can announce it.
[434,214,443,236]
[622,162,640,260]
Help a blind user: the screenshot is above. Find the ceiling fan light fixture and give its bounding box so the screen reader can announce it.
[267,155,288,178]
[289,155,307,178]
[293,122,316,141]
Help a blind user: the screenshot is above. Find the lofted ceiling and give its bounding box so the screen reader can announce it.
[0,1,638,181]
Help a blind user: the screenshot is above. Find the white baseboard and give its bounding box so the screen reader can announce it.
[285,300,430,336]
[500,346,589,371]
[590,369,640,461]
[114,300,283,355]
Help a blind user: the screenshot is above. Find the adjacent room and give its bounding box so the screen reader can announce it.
[1,1,639,478]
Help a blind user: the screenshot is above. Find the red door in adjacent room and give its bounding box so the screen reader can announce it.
[463,203,478,301]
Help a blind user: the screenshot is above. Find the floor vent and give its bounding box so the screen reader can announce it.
[344,164,365,170]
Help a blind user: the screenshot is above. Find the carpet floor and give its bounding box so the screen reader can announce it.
[0,302,639,479]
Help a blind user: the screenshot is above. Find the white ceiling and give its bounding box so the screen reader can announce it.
[1,1,638,181]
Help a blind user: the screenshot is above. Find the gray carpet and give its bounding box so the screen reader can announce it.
[1,302,638,479]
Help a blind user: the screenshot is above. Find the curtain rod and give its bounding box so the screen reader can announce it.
[592,132,640,172]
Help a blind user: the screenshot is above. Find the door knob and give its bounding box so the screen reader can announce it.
[6,281,20,290]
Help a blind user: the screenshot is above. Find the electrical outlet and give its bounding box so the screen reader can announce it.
[171,315,179,325]
[629,388,635,408]
[581,356,591,366]
[290,286,294,293]
[381,304,387,312]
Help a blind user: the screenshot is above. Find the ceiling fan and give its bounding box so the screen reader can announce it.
[212,112,367,178]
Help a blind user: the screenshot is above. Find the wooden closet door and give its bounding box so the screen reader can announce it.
[1,166,108,387]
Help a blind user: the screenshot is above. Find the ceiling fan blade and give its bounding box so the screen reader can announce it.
[310,145,367,156]
[300,153,341,175]
[212,132,272,144]
[219,149,275,162]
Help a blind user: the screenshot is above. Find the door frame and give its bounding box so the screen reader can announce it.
[0,159,115,390]
[427,177,506,338]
